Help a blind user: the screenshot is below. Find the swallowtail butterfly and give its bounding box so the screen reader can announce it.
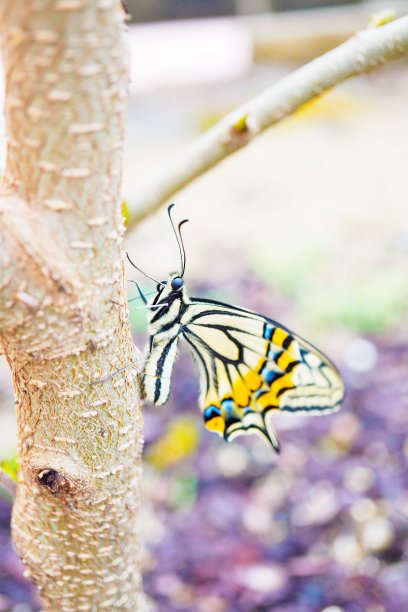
[130,206,344,453]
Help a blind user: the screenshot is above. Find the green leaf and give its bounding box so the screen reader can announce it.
[169,474,198,510]
[122,201,130,227]
[1,456,19,482]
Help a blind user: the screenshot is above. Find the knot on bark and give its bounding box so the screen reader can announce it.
[38,469,71,494]
[27,454,95,506]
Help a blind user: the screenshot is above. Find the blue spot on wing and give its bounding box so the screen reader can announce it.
[263,323,274,340]
[264,369,282,385]
[221,399,234,416]
[268,349,283,362]
[204,405,221,421]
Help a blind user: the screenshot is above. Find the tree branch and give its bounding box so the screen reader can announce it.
[127,15,408,227]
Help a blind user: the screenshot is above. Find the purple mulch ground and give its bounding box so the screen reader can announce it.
[1,279,407,611]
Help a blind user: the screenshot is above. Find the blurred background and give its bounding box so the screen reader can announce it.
[1,1,408,610]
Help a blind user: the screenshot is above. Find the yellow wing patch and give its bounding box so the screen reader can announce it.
[240,367,262,393]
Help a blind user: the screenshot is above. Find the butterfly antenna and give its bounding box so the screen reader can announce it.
[167,204,189,277]
[178,219,189,276]
[126,252,164,286]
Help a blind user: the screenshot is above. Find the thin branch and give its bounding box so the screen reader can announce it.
[128,15,408,227]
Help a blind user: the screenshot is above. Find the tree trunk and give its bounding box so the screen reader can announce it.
[0,1,145,609]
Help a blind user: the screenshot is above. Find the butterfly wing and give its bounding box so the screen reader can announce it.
[181,298,344,452]
[143,335,180,405]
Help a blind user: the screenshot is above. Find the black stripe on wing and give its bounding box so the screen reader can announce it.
[154,338,175,403]
[183,331,219,395]
[183,326,245,366]
[188,297,343,379]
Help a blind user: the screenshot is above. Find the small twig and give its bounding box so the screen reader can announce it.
[90,359,139,386]
[127,15,408,228]
[0,471,17,501]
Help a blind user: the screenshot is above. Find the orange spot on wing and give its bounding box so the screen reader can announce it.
[205,416,225,433]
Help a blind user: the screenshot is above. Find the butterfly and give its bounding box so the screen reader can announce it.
[129,205,345,453]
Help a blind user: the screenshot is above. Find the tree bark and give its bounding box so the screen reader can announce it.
[0,1,145,609]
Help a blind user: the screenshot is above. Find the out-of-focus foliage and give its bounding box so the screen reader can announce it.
[122,201,131,226]
[255,243,408,333]
[168,474,198,510]
[302,269,408,332]
[292,91,364,122]
[146,417,200,470]
[0,456,18,483]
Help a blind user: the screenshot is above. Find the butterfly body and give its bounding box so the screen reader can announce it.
[143,272,345,453]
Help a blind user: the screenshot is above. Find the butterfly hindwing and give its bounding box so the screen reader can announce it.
[143,335,180,405]
[181,298,344,452]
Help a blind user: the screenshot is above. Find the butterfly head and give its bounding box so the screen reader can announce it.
[150,272,186,306]
[169,273,184,292]
[146,272,187,333]
[154,272,187,301]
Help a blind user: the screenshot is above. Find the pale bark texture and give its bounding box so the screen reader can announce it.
[0,1,145,610]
